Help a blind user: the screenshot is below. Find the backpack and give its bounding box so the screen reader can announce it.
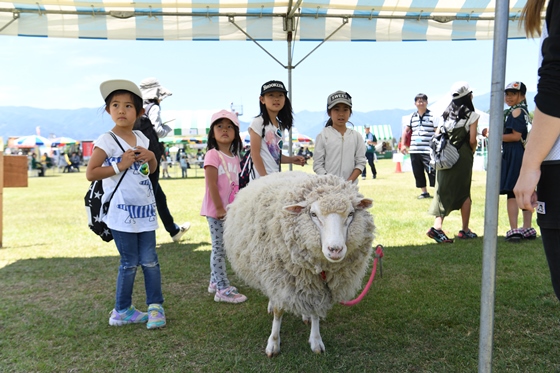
[429,115,469,171]
[134,103,165,166]
[238,150,254,189]
[84,132,128,242]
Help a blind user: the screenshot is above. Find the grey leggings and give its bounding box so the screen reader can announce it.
[207,217,230,290]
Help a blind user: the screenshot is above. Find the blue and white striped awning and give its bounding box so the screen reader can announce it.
[0,1,530,41]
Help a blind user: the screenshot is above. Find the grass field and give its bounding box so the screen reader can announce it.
[1,159,558,372]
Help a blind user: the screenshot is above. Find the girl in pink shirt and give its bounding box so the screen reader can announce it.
[200,110,247,304]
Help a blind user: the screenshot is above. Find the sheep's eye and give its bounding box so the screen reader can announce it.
[310,212,317,218]
[348,212,354,218]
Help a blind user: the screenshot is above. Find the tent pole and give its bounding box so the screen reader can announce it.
[478,0,510,371]
[287,29,294,171]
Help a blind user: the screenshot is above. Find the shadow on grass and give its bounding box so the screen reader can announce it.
[1,241,560,372]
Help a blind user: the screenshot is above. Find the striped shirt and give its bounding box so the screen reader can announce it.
[408,109,436,155]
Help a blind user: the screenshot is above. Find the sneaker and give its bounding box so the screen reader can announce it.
[146,304,166,329]
[505,228,523,242]
[458,230,478,239]
[362,176,366,180]
[522,227,537,240]
[172,222,191,242]
[426,227,453,243]
[109,306,148,326]
[373,174,377,179]
[214,286,247,304]
[417,192,432,199]
[208,282,217,294]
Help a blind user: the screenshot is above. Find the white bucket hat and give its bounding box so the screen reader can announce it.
[139,77,172,101]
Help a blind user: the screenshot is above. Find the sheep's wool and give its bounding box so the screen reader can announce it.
[224,171,375,318]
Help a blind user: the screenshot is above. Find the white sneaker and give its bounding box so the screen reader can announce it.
[172,222,191,242]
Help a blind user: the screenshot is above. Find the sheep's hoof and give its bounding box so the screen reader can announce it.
[302,315,310,325]
[265,342,281,358]
[309,339,325,354]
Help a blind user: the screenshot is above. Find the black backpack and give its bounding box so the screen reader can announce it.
[84,132,128,242]
[134,103,165,166]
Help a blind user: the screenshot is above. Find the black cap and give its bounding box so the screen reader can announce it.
[261,80,288,95]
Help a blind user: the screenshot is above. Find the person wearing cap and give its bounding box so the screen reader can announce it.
[248,80,306,180]
[490,81,535,241]
[313,91,367,183]
[361,125,378,180]
[426,82,480,243]
[201,109,247,303]
[516,0,560,303]
[138,77,191,243]
[87,79,166,329]
[401,93,436,199]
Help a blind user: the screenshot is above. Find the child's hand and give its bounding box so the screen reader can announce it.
[120,149,137,169]
[132,146,153,164]
[293,155,306,166]
[216,207,227,220]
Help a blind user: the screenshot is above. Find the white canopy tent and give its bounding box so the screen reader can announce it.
[0,1,528,42]
[0,1,537,371]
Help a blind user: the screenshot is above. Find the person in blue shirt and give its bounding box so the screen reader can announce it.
[361,125,377,179]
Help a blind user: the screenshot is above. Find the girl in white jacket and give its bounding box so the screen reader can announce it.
[313,90,367,183]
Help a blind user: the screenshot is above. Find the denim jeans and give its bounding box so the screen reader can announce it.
[111,229,163,311]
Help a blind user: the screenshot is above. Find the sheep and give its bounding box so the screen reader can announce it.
[224,171,375,357]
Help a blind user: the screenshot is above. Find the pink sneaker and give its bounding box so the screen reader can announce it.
[208,282,217,294]
[214,286,247,304]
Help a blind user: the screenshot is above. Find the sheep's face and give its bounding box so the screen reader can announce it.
[285,195,372,263]
[310,200,352,262]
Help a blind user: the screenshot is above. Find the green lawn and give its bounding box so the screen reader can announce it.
[1,159,558,372]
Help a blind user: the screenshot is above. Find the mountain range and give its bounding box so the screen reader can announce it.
[0,91,535,144]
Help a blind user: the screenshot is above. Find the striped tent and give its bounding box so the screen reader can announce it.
[0,1,528,41]
[371,124,393,141]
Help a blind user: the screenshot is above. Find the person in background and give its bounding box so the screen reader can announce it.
[427,82,479,243]
[179,154,188,178]
[87,79,165,329]
[401,93,436,199]
[70,152,81,172]
[139,77,190,242]
[313,90,367,183]
[515,0,560,302]
[42,152,53,170]
[488,81,535,242]
[31,153,44,177]
[361,125,378,180]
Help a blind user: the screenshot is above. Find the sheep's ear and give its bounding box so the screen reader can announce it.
[356,198,373,209]
[283,202,308,214]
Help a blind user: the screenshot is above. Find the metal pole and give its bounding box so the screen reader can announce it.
[287,24,294,170]
[478,0,509,371]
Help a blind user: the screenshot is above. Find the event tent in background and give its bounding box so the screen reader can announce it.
[0,1,535,371]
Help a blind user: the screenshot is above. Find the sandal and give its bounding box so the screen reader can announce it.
[505,228,523,242]
[458,230,478,239]
[522,227,537,240]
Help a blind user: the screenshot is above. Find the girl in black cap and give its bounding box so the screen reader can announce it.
[248,80,306,180]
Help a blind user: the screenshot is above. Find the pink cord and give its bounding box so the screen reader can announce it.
[339,244,384,306]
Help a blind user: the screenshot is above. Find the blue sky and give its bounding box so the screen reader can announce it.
[0,35,541,121]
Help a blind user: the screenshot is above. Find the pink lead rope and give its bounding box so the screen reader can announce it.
[339,244,384,307]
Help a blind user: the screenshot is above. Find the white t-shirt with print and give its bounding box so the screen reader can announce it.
[94,131,158,233]
[249,116,282,178]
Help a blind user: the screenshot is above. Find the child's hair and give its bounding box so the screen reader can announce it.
[442,95,475,122]
[206,118,243,156]
[521,0,547,37]
[257,94,294,134]
[104,90,143,116]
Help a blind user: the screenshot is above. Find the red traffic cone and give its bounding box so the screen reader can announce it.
[395,161,402,173]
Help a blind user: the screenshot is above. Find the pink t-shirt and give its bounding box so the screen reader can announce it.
[200,149,240,219]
